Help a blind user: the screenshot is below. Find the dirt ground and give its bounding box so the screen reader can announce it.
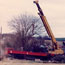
[0,59,65,65]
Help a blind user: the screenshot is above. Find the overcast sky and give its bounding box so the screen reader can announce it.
[0,0,65,37]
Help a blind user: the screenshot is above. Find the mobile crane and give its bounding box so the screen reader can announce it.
[6,0,65,62]
[33,0,64,54]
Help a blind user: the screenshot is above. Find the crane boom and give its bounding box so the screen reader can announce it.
[33,1,59,50]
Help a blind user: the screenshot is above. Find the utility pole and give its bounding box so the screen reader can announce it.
[0,26,2,39]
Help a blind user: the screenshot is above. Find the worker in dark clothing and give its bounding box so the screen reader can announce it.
[63,41,65,46]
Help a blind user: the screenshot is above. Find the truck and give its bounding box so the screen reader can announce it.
[6,0,65,62]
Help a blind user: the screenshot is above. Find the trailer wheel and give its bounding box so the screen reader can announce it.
[51,54,65,63]
[24,55,35,60]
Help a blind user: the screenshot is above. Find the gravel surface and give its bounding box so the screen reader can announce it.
[0,59,65,65]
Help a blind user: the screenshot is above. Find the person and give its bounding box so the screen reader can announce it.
[63,41,65,46]
[39,45,48,53]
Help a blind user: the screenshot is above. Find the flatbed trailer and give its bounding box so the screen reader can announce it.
[6,48,55,61]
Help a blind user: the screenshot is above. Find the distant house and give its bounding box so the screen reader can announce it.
[0,33,16,48]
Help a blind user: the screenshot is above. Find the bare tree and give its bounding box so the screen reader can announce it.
[8,14,45,50]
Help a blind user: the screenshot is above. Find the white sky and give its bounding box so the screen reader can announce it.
[0,0,65,38]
